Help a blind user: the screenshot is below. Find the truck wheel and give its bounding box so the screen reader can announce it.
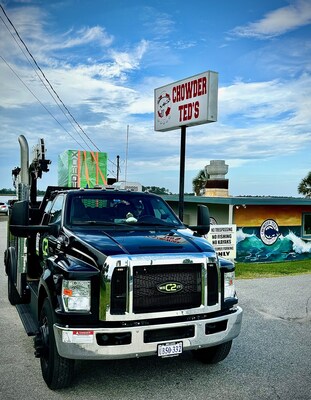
[7,254,22,305]
[193,340,232,364]
[38,298,74,389]
[4,249,9,275]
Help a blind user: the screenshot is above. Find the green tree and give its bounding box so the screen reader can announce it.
[298,171,311,198]
[192,169,207,196]
[142,186,172,195]
[0,188,15,194]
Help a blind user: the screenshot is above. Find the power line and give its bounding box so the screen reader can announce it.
[1,51,117,177]
[0,4,119,176]
[0,13,93,151]
[0,54,85,148]
[0,4,100,152]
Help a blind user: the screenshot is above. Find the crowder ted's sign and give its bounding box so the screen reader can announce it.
[154,71,218,132]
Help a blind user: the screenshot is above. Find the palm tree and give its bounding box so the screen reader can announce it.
[192,169,208,196]
[298,171,311,198]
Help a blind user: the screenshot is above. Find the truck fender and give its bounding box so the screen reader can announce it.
[36,254,88,317]
[37,268,58,319]
[218,257,235,272]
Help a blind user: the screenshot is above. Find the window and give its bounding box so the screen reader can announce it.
[49,195,65,224]
[302,213,311,238]
[149,197,180,224]
[66,192,182,227]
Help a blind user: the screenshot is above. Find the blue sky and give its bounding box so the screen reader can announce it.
[0,0,310,196]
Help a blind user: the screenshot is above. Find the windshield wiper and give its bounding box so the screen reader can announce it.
[72,220,116,226]
[71,219,179,228]
[135,221,178,228]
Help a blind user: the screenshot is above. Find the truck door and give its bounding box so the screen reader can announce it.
[38,194,65,262]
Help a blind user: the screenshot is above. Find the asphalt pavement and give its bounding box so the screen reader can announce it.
[0,219,310,399]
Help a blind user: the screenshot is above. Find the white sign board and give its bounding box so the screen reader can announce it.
[154,71,218,132]
[206,224,237,260]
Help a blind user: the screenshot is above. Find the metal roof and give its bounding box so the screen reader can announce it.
[162,195,311,206]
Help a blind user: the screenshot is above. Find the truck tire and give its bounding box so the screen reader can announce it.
[4,249,9,276]
[193,340,232,364]
[7,253,22,305]
[38,298,75,389]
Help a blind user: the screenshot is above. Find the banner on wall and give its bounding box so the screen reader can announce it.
[206,224,237,260]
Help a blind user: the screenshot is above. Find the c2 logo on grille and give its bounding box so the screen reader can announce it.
[157,282,183,293]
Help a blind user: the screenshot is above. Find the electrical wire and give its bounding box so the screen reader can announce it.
[0,4,98,151]
[0,4,119,177]
[0,14,92,151]
[0,54,85,148]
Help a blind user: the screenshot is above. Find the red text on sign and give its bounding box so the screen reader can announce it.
[172,77,207,103]
[178,101,199,122]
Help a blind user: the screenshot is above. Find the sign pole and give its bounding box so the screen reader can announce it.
[179,125,186,221]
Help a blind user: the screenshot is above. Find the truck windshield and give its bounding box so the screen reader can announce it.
[66,192,182,228]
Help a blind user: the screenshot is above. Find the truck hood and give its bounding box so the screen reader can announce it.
[73,228,214,256]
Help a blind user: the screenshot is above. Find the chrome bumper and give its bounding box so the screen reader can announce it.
[53,306,242,360]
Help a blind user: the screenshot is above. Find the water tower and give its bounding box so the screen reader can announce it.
[204,160,229,197]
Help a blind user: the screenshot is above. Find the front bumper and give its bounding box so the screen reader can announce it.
[53,306,242,360]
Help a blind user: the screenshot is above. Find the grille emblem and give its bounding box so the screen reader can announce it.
[157,282,183,293]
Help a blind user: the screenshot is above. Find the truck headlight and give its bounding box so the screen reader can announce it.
[224,271,235,299]
[62,280,91,312]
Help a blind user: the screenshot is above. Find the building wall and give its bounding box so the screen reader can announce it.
[234,205,306,226]
[166,198,311,263]
[234,205,311,263]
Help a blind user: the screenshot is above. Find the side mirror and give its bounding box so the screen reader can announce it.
[188,205,210,236]
[10,200,30,235]
[10,200,29,226]
[48,222,60,238]
[9,200,53,237]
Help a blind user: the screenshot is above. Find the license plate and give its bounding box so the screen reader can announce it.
[157,341,183,357]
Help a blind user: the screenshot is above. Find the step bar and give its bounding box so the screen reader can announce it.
[16,303,38,336]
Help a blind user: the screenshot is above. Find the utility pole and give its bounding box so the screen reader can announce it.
[116,155,120,181]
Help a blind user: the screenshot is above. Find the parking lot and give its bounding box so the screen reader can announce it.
[0,220,310,399]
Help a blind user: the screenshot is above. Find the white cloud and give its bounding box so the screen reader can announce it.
[219,74,311,125]
[0,6,112,72]
[142,7,175,38]
[231,0,311,39]
[54,26,114,49]
[174,40,197,50]
[108,39,149,78]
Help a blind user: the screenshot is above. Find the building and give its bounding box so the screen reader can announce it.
[163,161,311,263]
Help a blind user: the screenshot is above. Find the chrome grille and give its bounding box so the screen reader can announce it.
[133,264,202,313]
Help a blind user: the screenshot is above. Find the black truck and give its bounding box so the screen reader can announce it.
[4,136,242,389]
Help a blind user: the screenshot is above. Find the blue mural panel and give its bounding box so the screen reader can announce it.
[236,226,311,263]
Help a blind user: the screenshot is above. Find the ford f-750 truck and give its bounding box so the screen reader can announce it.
[4,136,242,389]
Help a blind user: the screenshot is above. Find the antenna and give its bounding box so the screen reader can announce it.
[124,124,129,184]
[116,155,120,181]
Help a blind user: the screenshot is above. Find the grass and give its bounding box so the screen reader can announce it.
[235,260,311,279]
